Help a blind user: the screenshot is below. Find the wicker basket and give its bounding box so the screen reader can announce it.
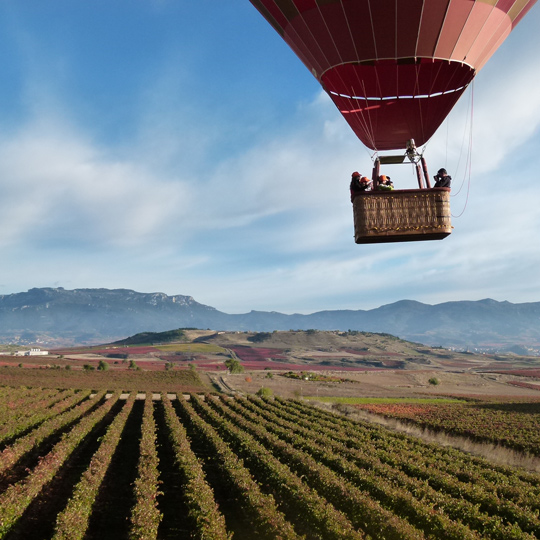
[353,188,452,244]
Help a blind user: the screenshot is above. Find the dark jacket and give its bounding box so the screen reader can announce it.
[434,174,451,188]
[350,177,371,201]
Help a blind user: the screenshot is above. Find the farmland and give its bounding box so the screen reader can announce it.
[0,366,205,393]
[352,400,540,457]
[0,384,540,539]
[1,330,540,538]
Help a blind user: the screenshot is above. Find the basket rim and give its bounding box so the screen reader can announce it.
[353,187,450,198]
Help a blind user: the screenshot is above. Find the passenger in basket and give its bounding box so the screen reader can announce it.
[434,168,451,188]
[350,172,372,201]
[377,175,394,191]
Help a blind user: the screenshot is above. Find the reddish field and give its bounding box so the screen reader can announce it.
[87,347,160,355]
[0,366,205,391]
[239,361,383,371]
[0,361,44,369]
[188,360,383,372]
[354,400,540,456]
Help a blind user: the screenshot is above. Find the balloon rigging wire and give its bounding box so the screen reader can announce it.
[276,2,380,160]
[339,0,359,59]
[367,0,378,59]
[446,113,449,166]
[315,1,344,69]
[414,61,426,148]
[451,81,474,197]
[292,3,331,72]
[358,80,378,151]
[452,81,474,218]
[311,0,378,160]
[322,0,379,153]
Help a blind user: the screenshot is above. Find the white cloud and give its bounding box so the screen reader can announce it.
[1,4,540,314]
[0,116,191,248]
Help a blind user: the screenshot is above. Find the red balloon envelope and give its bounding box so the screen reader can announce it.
[250,0,536,150]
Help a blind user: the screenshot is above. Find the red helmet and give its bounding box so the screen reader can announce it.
[352,171,360,178]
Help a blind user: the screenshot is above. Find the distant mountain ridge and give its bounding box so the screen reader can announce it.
[1,287,539,351]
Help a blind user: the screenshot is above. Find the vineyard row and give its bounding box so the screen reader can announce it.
[0,388,539,539]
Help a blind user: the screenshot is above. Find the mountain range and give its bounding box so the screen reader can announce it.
[1,287,539,352]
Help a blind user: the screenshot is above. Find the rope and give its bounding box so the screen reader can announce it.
[414,0,427,58]
[452,81,474,218]
[445,113,449,166]
[317,0,380,152]
[451,80,474,197]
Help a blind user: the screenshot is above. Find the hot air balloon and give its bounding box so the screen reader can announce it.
[249,0,537,243]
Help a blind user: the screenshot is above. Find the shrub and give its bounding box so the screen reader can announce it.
[225,358,244,374]
[256,387,273,398]
[97,360,109,371]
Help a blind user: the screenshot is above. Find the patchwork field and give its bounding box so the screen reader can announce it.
[2,330,540,538]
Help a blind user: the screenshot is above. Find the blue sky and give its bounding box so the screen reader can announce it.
[1,2,539,314]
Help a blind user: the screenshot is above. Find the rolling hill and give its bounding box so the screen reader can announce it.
[1,287,539,352]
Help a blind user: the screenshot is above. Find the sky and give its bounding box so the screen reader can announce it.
[0,1,539,315]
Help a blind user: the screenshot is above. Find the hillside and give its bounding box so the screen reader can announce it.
[5,328,540,400]
[1,287,540,352]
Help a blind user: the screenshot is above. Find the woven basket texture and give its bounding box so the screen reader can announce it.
[353,189,451,241]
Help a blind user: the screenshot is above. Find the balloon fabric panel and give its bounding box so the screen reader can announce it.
[249,0,537,150]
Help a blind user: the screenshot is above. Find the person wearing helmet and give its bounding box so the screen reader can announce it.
[377,175,394,191]
[434,168,451,188]
[350,172,371,201]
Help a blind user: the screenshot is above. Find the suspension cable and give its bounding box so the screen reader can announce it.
[451,81,473,196]
[452,81,474,218]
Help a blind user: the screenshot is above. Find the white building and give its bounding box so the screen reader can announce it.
[15,348,49,356]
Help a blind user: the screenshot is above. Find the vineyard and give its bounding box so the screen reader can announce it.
[1,386,540,539]
[353,400,540,457]
[0,366,205,392]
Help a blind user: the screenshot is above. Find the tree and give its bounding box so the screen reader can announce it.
[225,358,244,374]
[97,360,109,371]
